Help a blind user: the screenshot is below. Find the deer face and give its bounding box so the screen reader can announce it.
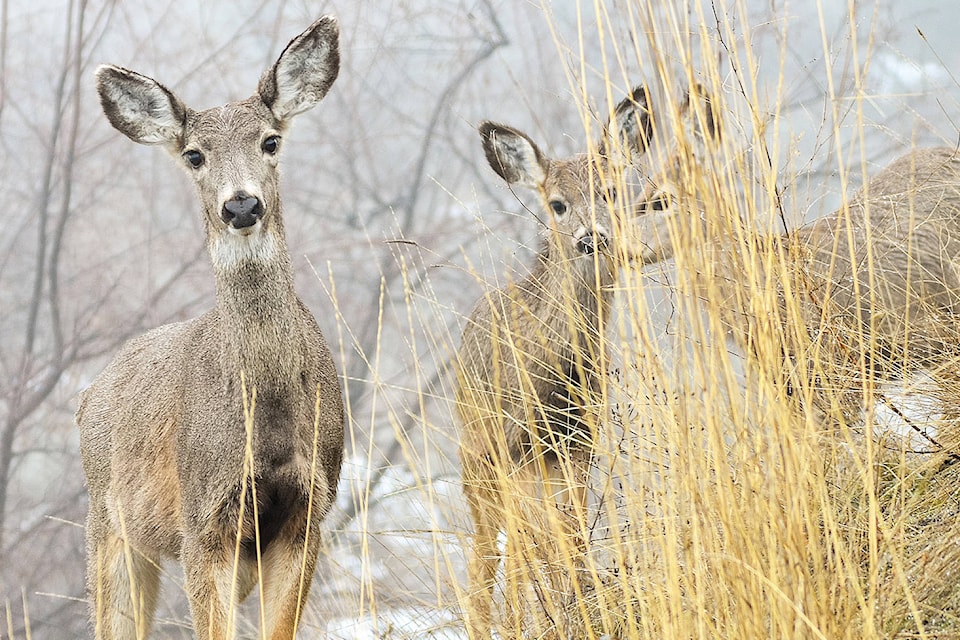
[479,86,652,266]
[631,167,685,265]
[629,83,722,265]
[179,100,284,238]
[95,16,339,259]
[535,152,617,260]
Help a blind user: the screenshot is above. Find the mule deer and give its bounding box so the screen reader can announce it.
[632,84,960,423]
[455,87,652,639]
[76,16,344,639]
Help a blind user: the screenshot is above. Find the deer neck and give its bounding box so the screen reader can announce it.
[207,219,305,387]
[532,243,615,328]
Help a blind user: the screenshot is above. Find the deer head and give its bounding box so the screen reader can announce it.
[95,16,340,267]
[479,86,653,268]
[631,83,723,265]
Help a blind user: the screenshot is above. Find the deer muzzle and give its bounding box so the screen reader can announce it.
[221,192,264,229]
[576,230,609,255]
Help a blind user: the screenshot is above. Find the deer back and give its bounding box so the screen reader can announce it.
[631,84,960,371]
[797,147,960,365]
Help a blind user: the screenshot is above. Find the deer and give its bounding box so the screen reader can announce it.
[454,87,652,639]
[631,83,960,428]
[76,16,345,640]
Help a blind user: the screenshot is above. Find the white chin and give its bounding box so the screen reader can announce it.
[227,220,262,237]
[212,226,278,270]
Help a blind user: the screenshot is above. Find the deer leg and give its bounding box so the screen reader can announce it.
[536,454,592,626]
[463,476,502,640]
[182,550,226,640]
[550,452,590,549]
[508,461,578,636]
[259,513,322,640]
[181,538,256,640]
[87,513,161,640]
[501,517,532,638]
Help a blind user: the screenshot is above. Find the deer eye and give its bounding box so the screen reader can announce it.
[262,135,280,155]
[648,194,671,211]
[549,200,567,216]
[183,149,204,169]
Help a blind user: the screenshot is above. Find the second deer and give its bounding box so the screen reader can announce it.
[455,87,652,639]
[632,84,960,425]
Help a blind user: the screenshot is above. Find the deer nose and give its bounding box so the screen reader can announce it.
[576,231,608,255]
[221,192,263,229]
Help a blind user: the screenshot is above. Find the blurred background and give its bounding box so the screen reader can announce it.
[3,0,960,637]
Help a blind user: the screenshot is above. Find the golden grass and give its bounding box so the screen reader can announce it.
[423,1,960,638]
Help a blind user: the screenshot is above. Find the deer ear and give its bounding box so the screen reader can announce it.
[95,65,186,146]
[479,121,548,188]
[260,15,340,121]
[602,85,653,164]
[684,83,721,146]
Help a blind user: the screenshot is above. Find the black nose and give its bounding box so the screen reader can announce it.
[576,231,608,255]
[221,192,263,229]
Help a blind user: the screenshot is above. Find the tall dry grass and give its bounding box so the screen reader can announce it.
[415,1,960,638]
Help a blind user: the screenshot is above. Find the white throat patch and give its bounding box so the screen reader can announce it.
[210,224,279,271]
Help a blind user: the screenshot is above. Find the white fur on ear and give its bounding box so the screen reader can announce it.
[479,121,548,188]
[95,64,186,146]
[260,15,340,121]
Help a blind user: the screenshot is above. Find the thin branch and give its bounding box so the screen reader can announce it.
[48,0,89,378]
[1,0,78,557]
[397,0,508,232]
[344,0,509,397]
[0,0,7,128]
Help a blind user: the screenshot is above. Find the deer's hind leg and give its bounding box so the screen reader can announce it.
[181,533,258,640]
[507,454,591,634]
[87,510,161,640]
[546,449,591,551]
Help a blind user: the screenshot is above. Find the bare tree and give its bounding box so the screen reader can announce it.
[0,1,207,634]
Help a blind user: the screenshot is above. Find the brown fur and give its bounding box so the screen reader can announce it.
[456,88,651,639]
[77,16,344,640]
[633,86,960,421]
